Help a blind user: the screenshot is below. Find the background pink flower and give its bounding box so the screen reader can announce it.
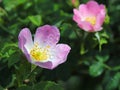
[73,0,106,32]
[18,25,71,70]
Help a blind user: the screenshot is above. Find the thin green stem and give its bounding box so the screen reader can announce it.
[103,64,120,71]
[73,29,81,40]
[103,64,112,70]
[0,24,14,35]
[113,66,120,71]
[25,66,39,79]
[83,32,89,40]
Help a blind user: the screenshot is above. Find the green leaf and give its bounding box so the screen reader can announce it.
[89,62,104,77]
[1,43,18,58]
[95,32,108,51]
[66,76,80,90]
[17,86,32,90]
[113,66,120,71]
[106,72,120,90]
[105,15,110,24]
[101,31,109,39]
[0,7,7,17]
[95,32,100,43]
[28,15,42,26]
[0,86,4,90]
[1,43,18,53]
[60,23,77,39]
[8,53,20,68]
[3,0,27,11]
[31,64,37,72]
[17,81,64,90]
[100,38,108,45]
[95,54,109,62]
[15,60,31,86]
[6,74,16,88]
[54,20,63,27]
[80,43,88,55]
[33,81,64,90]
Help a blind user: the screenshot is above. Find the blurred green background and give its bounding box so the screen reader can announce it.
[0,0,120,90]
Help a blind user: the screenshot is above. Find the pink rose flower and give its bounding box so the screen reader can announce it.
[18,25,71,70]
[73,0,106,32]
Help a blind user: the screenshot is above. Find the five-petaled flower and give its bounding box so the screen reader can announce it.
[18,25,71,69]
[73,0,106,32]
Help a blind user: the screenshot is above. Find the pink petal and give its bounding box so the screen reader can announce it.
[49,44,71,69]
[18,28,33,62]
[73,14,81,24]
[93,15,104,31]
[99,5,106,16]
[77,21,93,32]
[94,8,106,31]
[73,9,81,19]
[35,61,52,69]
[86,1,100,15]
[78,4,90,17]
[34,25,60,46]
[18,28,33,52]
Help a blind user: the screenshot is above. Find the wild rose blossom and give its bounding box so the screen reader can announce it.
[18,25,71,69]
[73,0,106,32]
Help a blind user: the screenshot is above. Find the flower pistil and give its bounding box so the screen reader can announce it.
[85,16,96,25]
[30,43,50,62]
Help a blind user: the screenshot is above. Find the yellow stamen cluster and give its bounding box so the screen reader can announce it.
[30,43,50,62]
[85,16,96,25]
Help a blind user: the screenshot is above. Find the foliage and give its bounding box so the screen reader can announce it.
[0,0,120,90]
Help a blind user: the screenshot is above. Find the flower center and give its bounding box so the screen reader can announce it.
[30,43,50,62]
[85,16,96,25]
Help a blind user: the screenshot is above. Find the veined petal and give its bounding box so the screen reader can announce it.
[23,48,33,63]
[48,44,71,69]
[86,1,100,15]
[34,25,60,46]
[100,5,106,15]
[78,4,89,17]
[77,21,93,32]
[73,9,81,19]
[94,13,105,31]
[34,61,52,69]
[18,28,33,62]
[18,28,33,52]
[73,14,81,24]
